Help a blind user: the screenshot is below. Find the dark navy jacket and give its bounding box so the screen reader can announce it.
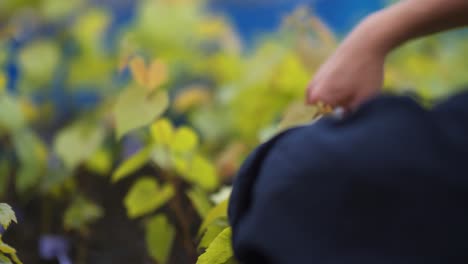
[229,92,468,264]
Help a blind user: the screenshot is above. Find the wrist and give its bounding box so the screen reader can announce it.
[346,10,398,58]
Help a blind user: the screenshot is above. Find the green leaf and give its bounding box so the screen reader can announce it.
[40,0,84,21]
[112,147,151,183]
[196,228,233,264]
[145,214,175,264]
[182,155,219,191]
[54,122,105,170]
[170,126,199,153]
[0,253,12,264]
[0,73,6,94]
[278,101,325,132]
[85,148,113,176]
[114,86,169,139]
[186,188,213,218]
[9,253,21,264]
[0,204,17,230]
[17,40,60,85]
[150,118,174,146]
[198,219,228,250]
[13,130,47,193]
[198,199,228,236]
[63,196,103,232]
[124,177,175,218]
[0,240,15,254]
[72,9,110,52]
[0,95,25,133]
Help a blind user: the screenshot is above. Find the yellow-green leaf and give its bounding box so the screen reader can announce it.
[0,95,26,133]
[114,87,169,139]
[54,123,105,170]
[17,40,60,85]
[146,214,175,264]
[72,9,110,52]
[0,241,15,255]
[0,252,12,264]
[183,155,218,191]
[112,147,151,183]
[124,178,175,218]
[170,126,199,154]
[85,148,113,176]
[187,188,213,218]
[198,219,228,250]
[198,199,228,235]
[40,0,83,21]
[277,101,320,132]
[63,196,103,232]
[150,118,174,146]
[0,204,17,230]
[9,253,21,264]
[13,130,47,193]
[196,228,233,264]
[0,73,6,94]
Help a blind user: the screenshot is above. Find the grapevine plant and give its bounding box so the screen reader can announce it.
[0,203,21,264]
[0,0,468,263]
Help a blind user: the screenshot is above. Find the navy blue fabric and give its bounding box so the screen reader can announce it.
[229,92,468,264]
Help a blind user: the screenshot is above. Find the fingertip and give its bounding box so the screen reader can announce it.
[306,89,319,105]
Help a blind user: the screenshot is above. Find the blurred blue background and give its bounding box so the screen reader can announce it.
[211,0,386,40]
[4,0,387,114]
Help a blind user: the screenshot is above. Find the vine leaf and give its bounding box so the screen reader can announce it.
[0,204,17,230]
[0,95,26,133]
[54,123,105,170]
[114,86,169,139]
[177,155,218,191]
[129,57,168,92]
[129,57,147,87]
[63,196,103,232]
[145,214,175,264]
[171,126,199,154]
[277,101,320,132]
[186,188,212,218]
[0,252,12,264]
[150,118,174,146]
[124,177,175,218]
[198,219,228,250]
[112,147,151,183]
[18,40,60,85]
[196,228,233,264]
[85,148,113,176]
[173,86,211,113]
[0,240,15,254]
[278,100,334,132]
[0,72,6,94]
[198,199,228,236]
[147,59,168,91]
[13,130,47,194]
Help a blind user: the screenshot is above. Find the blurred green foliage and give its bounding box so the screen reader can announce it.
[0,0,468,263]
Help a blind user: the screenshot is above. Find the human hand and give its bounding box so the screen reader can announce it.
[305,27,386,110]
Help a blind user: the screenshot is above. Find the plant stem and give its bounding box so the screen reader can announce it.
[160,169,197,262]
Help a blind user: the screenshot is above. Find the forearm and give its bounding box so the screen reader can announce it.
[347,0,468,55]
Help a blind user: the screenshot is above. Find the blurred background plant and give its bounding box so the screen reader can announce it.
[0,0,468,263]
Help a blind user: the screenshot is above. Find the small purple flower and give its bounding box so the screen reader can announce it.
[39,235,72,264]
[121,136,144,159]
